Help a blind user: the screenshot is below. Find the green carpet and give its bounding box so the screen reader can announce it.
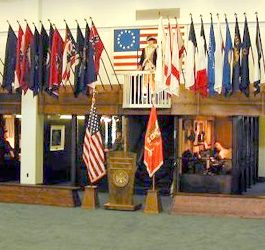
[0,194,264,250]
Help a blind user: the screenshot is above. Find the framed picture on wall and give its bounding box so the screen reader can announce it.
[50,125,65,151]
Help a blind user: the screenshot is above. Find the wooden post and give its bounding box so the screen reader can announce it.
[71,115,77,185]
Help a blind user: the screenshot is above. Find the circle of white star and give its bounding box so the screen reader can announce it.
[117,29,136,49]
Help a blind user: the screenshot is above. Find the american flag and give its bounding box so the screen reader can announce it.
[113,26,186,71]
[82,104,106,183]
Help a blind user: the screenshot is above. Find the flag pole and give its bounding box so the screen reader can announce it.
[100,58,113,90]
[90,17,121,88]
[98,73,106,91]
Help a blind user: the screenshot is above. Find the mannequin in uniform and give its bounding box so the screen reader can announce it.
[138,36,157,99]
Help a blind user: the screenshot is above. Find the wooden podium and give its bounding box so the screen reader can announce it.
[104,151,141,211]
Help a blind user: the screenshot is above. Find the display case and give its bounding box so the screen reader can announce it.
[178,116,233,194]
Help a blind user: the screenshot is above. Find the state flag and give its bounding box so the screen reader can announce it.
[232,16,241,93]
[208,17,216,96]
[2,25,17,93]
[253,15,264,95]
[29,27,40,96]
[14,24,24,90]
[38,24,49,93]
[62,24,79,85]
[214,18,224,94]
[89,21,104,75]
[240,16,251,97]
[185,18,197,89]
[222,17,233,97]
[49,28,63,97]
[196,17,208,96]
[74,24,85,97]
[20,24,33,93]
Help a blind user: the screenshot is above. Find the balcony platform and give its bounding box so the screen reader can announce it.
[0,182,81,207]
[171,193,265,219]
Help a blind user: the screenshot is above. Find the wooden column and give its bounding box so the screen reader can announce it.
[71,114,77,185]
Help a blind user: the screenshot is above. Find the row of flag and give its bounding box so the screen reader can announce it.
[2,19,105,97]
[185,14,264,97]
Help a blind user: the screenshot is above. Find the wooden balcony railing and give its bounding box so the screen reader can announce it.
[121,71,171,108]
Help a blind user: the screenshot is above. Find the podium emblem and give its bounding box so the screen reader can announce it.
[113,169,129,188]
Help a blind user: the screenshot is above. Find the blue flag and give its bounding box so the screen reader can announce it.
[43,23,54,93]
[74,24,84,97]
[208,17,215,96]
[39,24,49,93]
[29,27,40,96]
[87,27,97,87]
[232,17,241,93]
[222,18,233,97]
[79,24,97,95]
[2,25,17,93]
[240,16,251,97]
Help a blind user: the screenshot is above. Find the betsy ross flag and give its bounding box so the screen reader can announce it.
[114,26,185,71]
[144,105,163,178]
[82,104,106,183]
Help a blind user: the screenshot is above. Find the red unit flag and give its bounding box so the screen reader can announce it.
[144,106,163,177]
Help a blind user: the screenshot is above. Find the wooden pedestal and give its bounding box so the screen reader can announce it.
[82,186,99,209]
[144,190,162,214]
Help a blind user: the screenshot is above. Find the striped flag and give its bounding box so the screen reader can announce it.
[62,24,79,85]
[114,26,185,71]
[82,104,106,184]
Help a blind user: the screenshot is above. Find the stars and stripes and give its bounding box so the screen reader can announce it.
[113,27,185,71]
[82,104,106,184]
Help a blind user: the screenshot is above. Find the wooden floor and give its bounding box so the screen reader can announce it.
[0,182,80,207]
[171,193,265,219]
